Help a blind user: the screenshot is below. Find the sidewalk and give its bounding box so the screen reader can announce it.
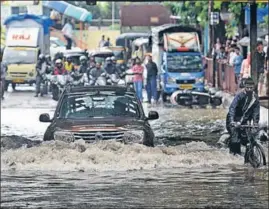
[221,92,268,126]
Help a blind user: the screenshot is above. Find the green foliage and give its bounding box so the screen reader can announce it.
[109,24,120,30]
[163,1,208,27]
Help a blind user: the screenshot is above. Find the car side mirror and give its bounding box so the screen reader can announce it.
[39,113,52,122]
[51,43,57,48]
[146,111,159,121]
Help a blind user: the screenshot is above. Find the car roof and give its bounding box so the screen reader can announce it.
[64,85,136,95]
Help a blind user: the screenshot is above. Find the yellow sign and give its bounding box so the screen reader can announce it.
[13,79,24,83]
[180,84,193,90]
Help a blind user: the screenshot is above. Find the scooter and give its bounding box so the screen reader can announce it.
[170,87,223,108]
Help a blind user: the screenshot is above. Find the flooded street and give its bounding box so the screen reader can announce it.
[1,87,268,209]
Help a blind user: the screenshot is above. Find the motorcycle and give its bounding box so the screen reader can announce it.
[40,72,51,96]
[68,71,86,87]
[107,74,126,86]
[50,74,67,101]
[86,73,107,86]
[124,69,135,89]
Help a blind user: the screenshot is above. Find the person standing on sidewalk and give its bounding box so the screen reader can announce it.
[131,57,144,102]
[62,19,74,50]
[145,54,158,104]
[256,42,266,96]
[240,53,251,80]
[233,47,243,86]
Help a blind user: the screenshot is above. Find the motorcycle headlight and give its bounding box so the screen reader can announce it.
[54,131,75,143]
[123,130,144,144]
[195,77,204,83]
[167,77,176,84]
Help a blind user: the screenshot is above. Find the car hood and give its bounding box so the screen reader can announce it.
[55,117,145,132]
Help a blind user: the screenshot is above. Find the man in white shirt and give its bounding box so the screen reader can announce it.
[62,19,73,50]
[99,35,106,48]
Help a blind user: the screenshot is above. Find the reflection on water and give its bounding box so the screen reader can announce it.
[1,167,268,209]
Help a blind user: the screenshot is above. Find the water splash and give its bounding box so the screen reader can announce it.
[1,140,244,172]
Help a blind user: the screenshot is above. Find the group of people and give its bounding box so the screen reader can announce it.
[215,37,268,97]
[99,35,112,48]
[33,50,160,105]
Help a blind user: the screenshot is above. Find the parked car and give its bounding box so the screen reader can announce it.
[50,37,82,59]
[39,85,159,146]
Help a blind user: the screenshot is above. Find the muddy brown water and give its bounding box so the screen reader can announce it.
[1,90,268,209]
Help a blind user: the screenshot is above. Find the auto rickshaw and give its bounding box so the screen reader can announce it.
[102,46,126,64]
[89,49,114,66]
[131,38,152,61]
[115,33,149,60]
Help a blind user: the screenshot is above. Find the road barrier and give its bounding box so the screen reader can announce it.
[205,57,238,95]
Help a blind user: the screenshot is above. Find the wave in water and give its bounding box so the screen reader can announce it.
[1,140,246,172]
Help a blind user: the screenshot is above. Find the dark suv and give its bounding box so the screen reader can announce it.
[39,86,159,146]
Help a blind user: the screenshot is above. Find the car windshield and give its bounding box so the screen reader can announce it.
[2,48,37,64]
[167,55,203,73]
[59,92,141,119]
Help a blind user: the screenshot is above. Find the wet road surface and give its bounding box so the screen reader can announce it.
[1,86,268,209]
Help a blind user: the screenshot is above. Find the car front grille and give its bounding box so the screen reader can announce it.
[72,130,125,141]
[176,79,195,84]
[9,72,28,78]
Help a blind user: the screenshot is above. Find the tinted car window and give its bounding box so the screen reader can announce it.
[59,92,140,119]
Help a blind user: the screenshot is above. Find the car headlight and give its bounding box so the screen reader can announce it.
[167,77,176,84]
[54,131,75,143]
[123,130,144,144]
[195,77,204,83]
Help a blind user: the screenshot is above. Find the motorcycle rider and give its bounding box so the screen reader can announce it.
[64,55,75,72]
[51,59,67,100]
[53,59,67,75]
[88,56,96,70]
[226,78,260,156]
[78,55,88,74]
[89,62,106,85]
[35,54,47,97]
[104,57,118,75]
[70,55,87,85]
[112,56,126,78]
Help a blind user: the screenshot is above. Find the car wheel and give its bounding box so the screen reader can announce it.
[143,133,154,147]
[43,128,54,141]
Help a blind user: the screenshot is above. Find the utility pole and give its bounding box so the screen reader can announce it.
[208,0,212,55]
[250,1,258,89]
[112,1,115,29]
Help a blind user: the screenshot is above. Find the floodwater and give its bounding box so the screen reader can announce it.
[1,88,268,209]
